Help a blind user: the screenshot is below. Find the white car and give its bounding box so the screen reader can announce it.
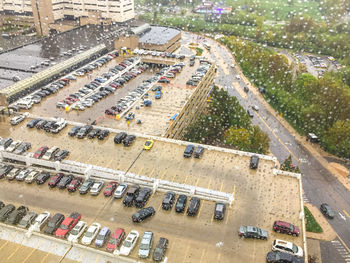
[30,211,50,232]
[235,75,241,80]
[90,181,104,196]
[272,239,303,258]
[25,170,39,184]
[118,230,139,256]
[68,221,87,243]
[6,141,21,152]
[114,183,128,199]
[10,115,26,125]
[81,222,101,245]
[252,105,259,111]
[231,64,235,68]
[16,168,33,181]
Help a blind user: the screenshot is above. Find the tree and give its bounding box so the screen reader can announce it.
[248,126,270,154]
[281,155,301,173]
[224,127,251,151]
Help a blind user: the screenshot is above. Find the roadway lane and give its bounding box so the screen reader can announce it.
[183,32,350,254]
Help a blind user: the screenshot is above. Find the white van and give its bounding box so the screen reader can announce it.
[17,100,33,110]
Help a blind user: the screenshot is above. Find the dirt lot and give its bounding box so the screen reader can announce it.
[0,117,304,263]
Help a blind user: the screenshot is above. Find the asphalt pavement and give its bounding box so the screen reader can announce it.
[181,32,350,262]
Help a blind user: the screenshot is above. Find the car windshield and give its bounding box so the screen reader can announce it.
[216,204,224,212]
[60,224,68,230]
[97,234,105,240]
[109,238,117,244]
[292,244,299,253]
[123,240,132,247]
[70,228,79,235]
[145,141,151,146]
[48,221,56,227]
[140,242,149,249]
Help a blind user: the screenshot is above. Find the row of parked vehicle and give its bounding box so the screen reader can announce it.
[186,61,211,87]
[66,58,149,111]
[0,138,31,154]
[0,202,169,261]
[133,48,185,60]
[238,221,304,262]
[68,125,110,140]
[27,118,67,134]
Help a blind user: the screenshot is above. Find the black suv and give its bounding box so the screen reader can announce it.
[0,204,16,222]
[76,125,93,139]
[88,128,101,139]
[183,145,195,158]
[135,188,152,208]
[27,118,41,128]
[114,132,127,144]
[250,155,259,169]
[123,135,136,147]
[6,206,28,225]
[132,207,155,222]
[175,195,187,213]
[123,185,140,207]
[187,197,200,216]
[213,202,226,220]
[97,130,109,140]
[44,213,65,234]
[68,126,81,137]
[57,174,74,189]
[153,237,169,262]
[35,172,51,184]
[0,165,14,179]
[162,192,176,210]
[79,179,95,194]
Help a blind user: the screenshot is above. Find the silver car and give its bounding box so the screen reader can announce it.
[90,181,105,196]
[16,168,33,181]
[114,183,128,199]
[138,231,153,258]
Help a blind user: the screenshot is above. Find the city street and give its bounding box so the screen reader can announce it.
[181,32,350,262]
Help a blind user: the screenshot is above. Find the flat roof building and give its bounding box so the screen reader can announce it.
[138,26,181,52]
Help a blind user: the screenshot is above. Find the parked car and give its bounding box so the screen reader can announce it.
[132,207,155,223]
[106,228,126,252]
[76,125,93,139]
[320,203,335,219]
[68,221,87,242]
[6,206,28,225]
[194,146,205,158]
[48,173,64,188]
[68,126,81,137]
[95,227,111,247]
[54,149,70,161]
[143,140,154,150]
[24,170,40,184]
[0,164,14,179]
[123,185,140,207]
[238,226,268,240]
[114,183,128,199]
[42,146,60,160]
[90,181,104,195]
[0,204,16,222]
[30,211,50,232]
[33,146,49,159]
[266,251,305,263]
[250,155,259,169]
[103,182,118,197]
[67,177,83,192]
[13,142,31,155]
[55,212,81,238]
[153,237,169,262]
[18,211,37,229]
[16,168,32,181]
[272,239,303,258]
[187,197,200,216]
[97,130,110,140]
[119,230,139,256]
[79,179,95,194]
[138,231,153,258]
[6,168,20,180]
[57,174,74,189]
[123,135,136,147]
[183,145,195,158]
[44,213,65,235]
[0,138,13,150]
[88,128,101,139]
[273,221,300,236]
[81,222,101,245]
[35,172,51,184]
[27,119,41,128]
[213,202,226,220]
[6,140,21,152]
[175,194,187,213]
[162,191,176,210]
[135,187,152,208]
[10,115,26,125]
[114,132,127,144]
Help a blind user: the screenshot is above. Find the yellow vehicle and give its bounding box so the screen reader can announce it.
[144,140,154,150]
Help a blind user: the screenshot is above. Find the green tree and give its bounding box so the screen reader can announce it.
[248,126,270,154]
[224,127,251,151]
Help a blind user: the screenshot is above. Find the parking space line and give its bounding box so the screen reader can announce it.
[40,244,57,263]
[160,171,166,180]
[93,255,100,263]
[76,250,87,263]
[184,174,188,184]
[0,232,17,251]
[344,210,350,219]
[22,239,43,263]
[106,159,114,168]
[195,178,200,187]
[217,253,222,262]
[207,178,212,189]
[157,202,163,212]
[225,209,231,225]
[171,173,177,182]
[197,202,204,218]
[138,166,144,175]
[149,168,155,178]
[182,244,191,263]
[219,182,224,192]
[200,248,206,262]
[232,184,236,198]
[8,242,23,260]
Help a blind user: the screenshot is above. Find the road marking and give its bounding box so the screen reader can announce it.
[232,82,247,99]
[182,244,191,263]
[232,184,236,199]
[197,202,203,218]
[336,236,350,256]
[339,212,346,221]
[8,242,23,260]
[255,111,300,163]
[225,209,231,224]
[184,174,188,184]
[138,166,143,175]
[22,239,43,263]
[343,210,350,219]
[160,171,166,180]
[207,178,212,189]
[40,244,57,263]
[200,248,206,262]
[105,159,114,168]
[217,253,222,262]
[76,250,87,263]
[219,182,224,192]
[195,178,200,187]
[171,173,177,182]
[149,168,155,178]
[157,202,163,212]
[0,232,17,251]
[93,255,100,263]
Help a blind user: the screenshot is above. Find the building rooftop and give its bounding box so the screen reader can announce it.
[138,26,180,45]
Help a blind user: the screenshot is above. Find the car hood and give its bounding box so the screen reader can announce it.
[266,251,277,262]
[261,229,268,238]
[81,236,92,244]
[119,246,131,255]
[138,249,150,257]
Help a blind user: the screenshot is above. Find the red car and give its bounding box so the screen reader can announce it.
[67,178,83,192]
[103,182,118,197]
[33,146,49,159]
[48,173,64,188]
[106,228,125,252]
[55,212,81,238]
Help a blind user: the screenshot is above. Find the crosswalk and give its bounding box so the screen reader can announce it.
[331,240,350,262]
[303,194,309,204]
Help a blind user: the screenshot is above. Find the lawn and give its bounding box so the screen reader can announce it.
[304,206,323,233]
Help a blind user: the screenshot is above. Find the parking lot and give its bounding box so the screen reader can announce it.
[0,117,304,262]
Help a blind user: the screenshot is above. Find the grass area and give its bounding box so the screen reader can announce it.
[304,206,323,233]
